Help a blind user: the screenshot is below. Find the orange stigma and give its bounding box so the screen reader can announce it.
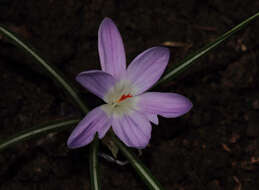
[117,94,132,103]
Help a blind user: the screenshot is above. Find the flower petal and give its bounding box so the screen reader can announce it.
[138,92,192,118]
[76,70,117,102]
[67,106,111,149]
[112,111,152,149]
[145,113,159,125]
[98,17,126,79]
[126,47,170,95]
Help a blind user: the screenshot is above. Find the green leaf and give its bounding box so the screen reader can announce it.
[112,136,165,190]
[155,12,259,86]
[0,119,80,152]
[0,26,102,190]
[0,25,88,114]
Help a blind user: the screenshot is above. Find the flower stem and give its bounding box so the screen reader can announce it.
[112,137,165,190]
[90,135,101,190]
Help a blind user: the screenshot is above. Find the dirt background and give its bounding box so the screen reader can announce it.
[1,0,259,189]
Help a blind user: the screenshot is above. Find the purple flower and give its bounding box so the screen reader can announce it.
[67,18,192,149]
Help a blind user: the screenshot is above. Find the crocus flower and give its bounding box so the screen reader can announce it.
[67,18,192,149]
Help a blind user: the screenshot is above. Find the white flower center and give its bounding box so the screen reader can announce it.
[102,80,139,117]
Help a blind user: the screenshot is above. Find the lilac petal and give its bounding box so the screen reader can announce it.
[76,70,117,102]
[138,92,192,118]
[98,17,126,79]
[126,47,170,95]
[112,111,152,149]
[67,106,111,149]
[145,113,159,125]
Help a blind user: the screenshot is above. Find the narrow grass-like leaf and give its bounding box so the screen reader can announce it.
[155,12,259,86]
[0,26,102,190]
[0,25,88,113]
[0,119,80,152]
[112,136,165,190]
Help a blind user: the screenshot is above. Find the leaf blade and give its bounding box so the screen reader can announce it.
[0,26,88,113]
[156,12,259,86]
[112,136,165,190]
[0,119,80,151]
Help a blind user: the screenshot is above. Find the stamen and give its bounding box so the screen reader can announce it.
[117,94,132,103]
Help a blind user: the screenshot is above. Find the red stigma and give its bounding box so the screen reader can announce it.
[117,94,132,102]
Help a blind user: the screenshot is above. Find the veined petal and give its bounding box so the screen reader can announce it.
[76,70,117,102]
[98,17,126,79]
[126,47,170,95]
[145,113,159,125]
[67,105,112,149]
[112,111,152,149]
[138,92,192,118]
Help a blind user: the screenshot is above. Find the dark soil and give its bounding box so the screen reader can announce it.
[1,0,259,189]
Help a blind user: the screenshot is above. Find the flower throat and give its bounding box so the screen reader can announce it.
[117,94,132,103]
